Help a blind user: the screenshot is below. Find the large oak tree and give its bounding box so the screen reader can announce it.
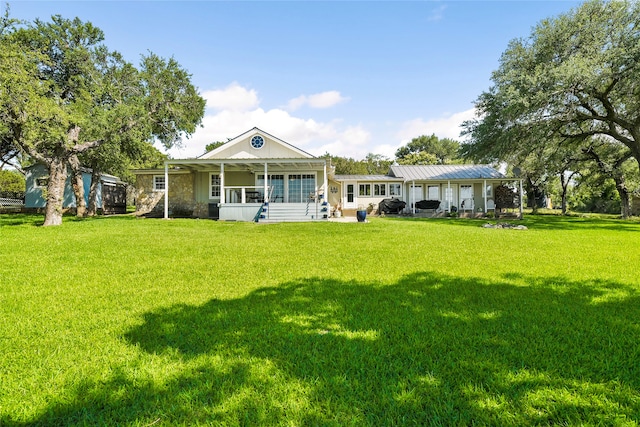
[0,14,205,225]
[462,0,640,216]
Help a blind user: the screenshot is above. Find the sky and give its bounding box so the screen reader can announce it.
[10,0,583,160]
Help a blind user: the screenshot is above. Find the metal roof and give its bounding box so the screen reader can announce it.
[333,174,403,181]
[389,164,505,181]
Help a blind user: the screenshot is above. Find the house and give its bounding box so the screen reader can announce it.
[133,127,330,221]
[25,164,127,214]
[133,127,523,221]
[330,164,523,217]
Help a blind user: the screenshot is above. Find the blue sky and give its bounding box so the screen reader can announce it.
[10,1,582,159]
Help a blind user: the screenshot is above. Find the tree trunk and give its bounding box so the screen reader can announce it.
[559,173,567,215]
[86,169,100,216]
[614,176,631,219]
[68,154,86,217]
[43,158,67,226]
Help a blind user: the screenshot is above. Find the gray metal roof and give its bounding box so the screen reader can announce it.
[389,164,505,181]
[333,174,403,181]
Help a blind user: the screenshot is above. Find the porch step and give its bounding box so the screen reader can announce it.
[259,203,328,222]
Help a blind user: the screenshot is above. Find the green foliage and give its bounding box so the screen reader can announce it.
[396,134,462,165]
[0,12,205,224]
[204,141,226,153]
[0,168,24,192]
[324,152,392,175]
[462,0,640,176]
[1,215,639,425]
[570,174,622,215]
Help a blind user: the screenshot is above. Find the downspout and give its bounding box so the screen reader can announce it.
[164,161,169,219]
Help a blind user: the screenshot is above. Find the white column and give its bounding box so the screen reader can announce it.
[163,162,169,219]
[323,163,328,203]
[447,180,451,211]
[264,162,268,202]
[411,181,415,214]
[220,163,225,204]
[483,179,487,214]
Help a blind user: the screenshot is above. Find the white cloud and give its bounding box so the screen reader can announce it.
[162,83,477,161]
[202,82,260,112]
[162,84,365,159]
[286,90,349,111]
[428,4,447,22]
[396,108,476,144]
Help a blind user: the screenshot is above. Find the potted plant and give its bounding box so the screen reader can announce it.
[334,202,342,218]
[356,204,367,222]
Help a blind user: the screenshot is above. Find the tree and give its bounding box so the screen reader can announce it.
[0,14,205,225]
[579,137,637,218]
[0,168,24,192]
[204,141,226,153]
[462,0,640,192]
[363,153,393,174]
[395,134,461,165]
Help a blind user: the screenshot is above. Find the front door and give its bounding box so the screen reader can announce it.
[444,184,458,211]
[343,181,356,209]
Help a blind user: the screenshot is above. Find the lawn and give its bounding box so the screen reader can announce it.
[1,214,639,426]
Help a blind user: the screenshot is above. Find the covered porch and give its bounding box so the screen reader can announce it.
[161,158,329,221]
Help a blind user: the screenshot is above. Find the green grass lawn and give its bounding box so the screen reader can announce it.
[1,214,639,426]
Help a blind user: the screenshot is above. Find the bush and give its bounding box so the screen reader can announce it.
[0,170,25,193]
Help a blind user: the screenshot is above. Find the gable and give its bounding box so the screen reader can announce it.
[199,127,315,160]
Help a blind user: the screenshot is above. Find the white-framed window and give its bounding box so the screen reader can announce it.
[428,185,440,200]
[210,173,220,199]
[153,175,165,191]
[374,183,386,196]
[485,184,493,198]
[389,183,401,196]
[460,184,473,199]
[359,183,371,197]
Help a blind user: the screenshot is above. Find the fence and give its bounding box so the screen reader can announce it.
[0,191,25,212]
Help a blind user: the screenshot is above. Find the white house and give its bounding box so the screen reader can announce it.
[133,127,522,221]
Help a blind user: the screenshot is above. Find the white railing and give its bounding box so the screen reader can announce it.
[225,186,265,204]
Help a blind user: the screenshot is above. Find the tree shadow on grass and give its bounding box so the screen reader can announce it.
[14,271,640,426]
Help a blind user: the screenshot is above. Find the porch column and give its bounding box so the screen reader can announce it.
[519,179,524,218]
[163,162,169,219]
[411,181,415,214]
[323,163,328,202]
[264,162,268,202]
[447,180,451,211]
[220,163,225,204]
[483,179,487,213]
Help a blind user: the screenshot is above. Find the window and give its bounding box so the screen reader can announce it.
[389,183,401,196]
[153,175,165,191]
[374,183,386,196]
[210,174,220,198]
[359,184,371,196]
[36,178,49,188]
[485,184,493,198]
[428,185,440,200]
[460,185,473,199]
